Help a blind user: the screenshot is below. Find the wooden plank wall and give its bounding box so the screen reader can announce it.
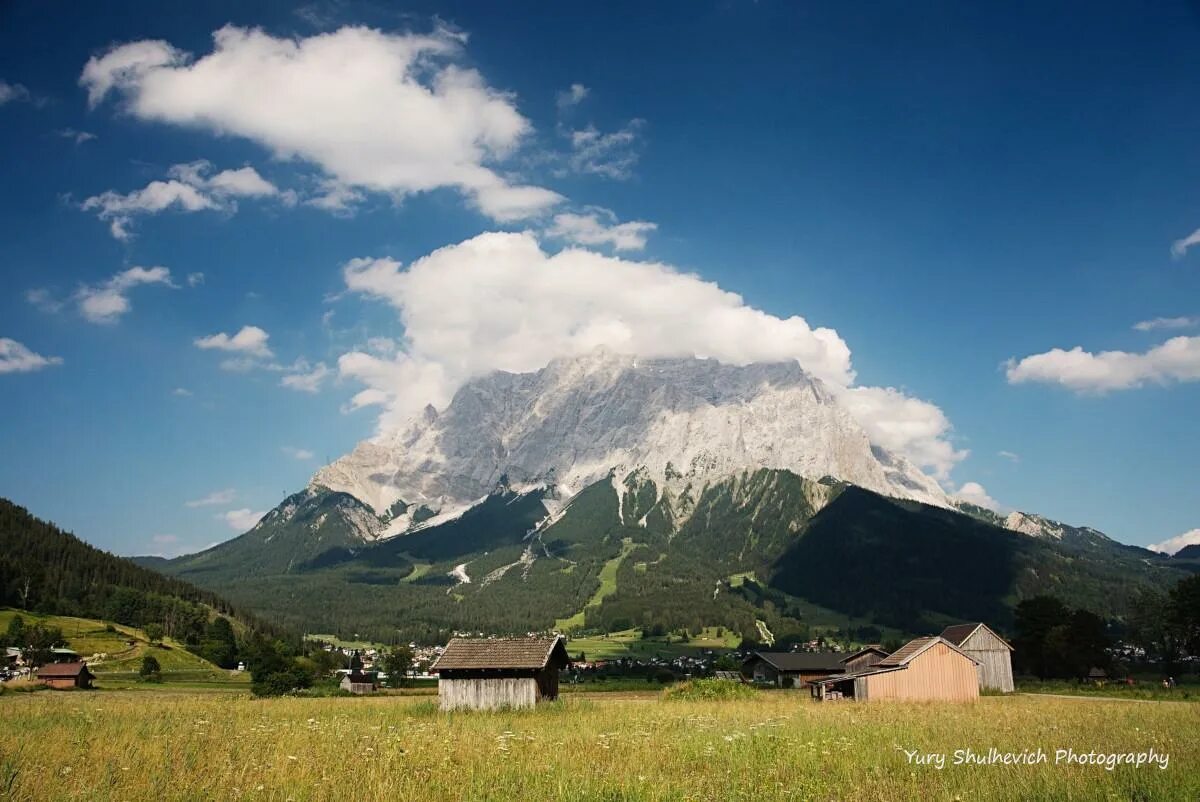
[862,643,979,701]
[438,677,539,710]
[962,629,1014,692]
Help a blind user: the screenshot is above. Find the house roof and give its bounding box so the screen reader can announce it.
[431,636,569,672]
[878,636,978,668]
[810,664,908,685]
[36,661,91,679]
[840,646,890,664]
[746,652,846,672]
[940,623,1014,651]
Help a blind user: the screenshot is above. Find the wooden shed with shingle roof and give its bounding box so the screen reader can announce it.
[940,622,1014,693]
[430,636,570,710]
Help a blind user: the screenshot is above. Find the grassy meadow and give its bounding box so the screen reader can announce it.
[1,690,1196,801]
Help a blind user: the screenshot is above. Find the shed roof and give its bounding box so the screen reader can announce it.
[746,652,846,672]
[878,636,978,668]
[431,636,569,671]
[940,622,1013,651]
[36,661,91,679]
[840,646,890,664]
[810,664,908,685]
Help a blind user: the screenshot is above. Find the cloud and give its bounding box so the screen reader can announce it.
[954,481,1001,513]
[194,325,273,358]
[186,272,205,287]
[185,488,236,507]
[25,288,64,314]
[1006,336,1200,393]
[998,450,1020,463]
[1147,528,1200,556]
[282,446,315,460]
[81,25,562,222]
[1133,316,1198,332]
[335,230,964,477]
[545,209,657,251]
[1171,228,1200,258]
[57,128,97,145]
[280,361,331,392]
[565,120,644,180]
[81,160,282,240]
[837,386,967,480]
[0,338,63,374]
[557,83,589,109]
[75,266,176,324]
[0,80,31,105]
[172,387,193,397]
[220,508,267,531]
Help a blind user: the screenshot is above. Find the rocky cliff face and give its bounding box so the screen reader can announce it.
[312,349,949,535]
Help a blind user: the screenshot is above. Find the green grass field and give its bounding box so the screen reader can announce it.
[0,608,248,688]
[0,690,1195,800]
[565,627,741,660]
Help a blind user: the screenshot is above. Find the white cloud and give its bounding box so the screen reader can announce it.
[335,231,963,477]
[557,83,589,109]
[75,266,176,324]
[546,209,657,251]
[1133,316,1198,332]
[220,508,267,531]
[1171,228,1200,258]
[186,272,205,287]
[837,386,967,480]
[998,450,1020,463]
[565,120,644,180]
[0,80,31,105]
[282,446,315,460]
[172,387,193,397]
[281,361,331,392]
[185,488,236,508]
[57,128,97,145]
[194,325,273,358]
[26,288,64,314]
[954,481,1001,513]
[82,160,281,240]
[0,338,63,374]
[1006,336,1200,393]
[1147,528,1200,556]
[81,25,562,222]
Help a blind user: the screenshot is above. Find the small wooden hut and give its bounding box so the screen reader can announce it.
[741,652,846,688]
[339,670,379,694]
[810,636,979,702]
[940,622,1014,693]
[839,646,890,673]
[35,661,94,689]
[431,636,570,710]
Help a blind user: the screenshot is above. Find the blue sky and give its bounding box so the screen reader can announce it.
[1,1,1198,556]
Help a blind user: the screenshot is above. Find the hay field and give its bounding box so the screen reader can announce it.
[0,691,1195,801]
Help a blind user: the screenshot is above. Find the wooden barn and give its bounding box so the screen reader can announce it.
[742,652,845,688]
[839,645,890,673]
[431,636,570,710]
[810,636,979,702]
[35,661,94,690]
[941,622,1015,693]
[339,669,379,694]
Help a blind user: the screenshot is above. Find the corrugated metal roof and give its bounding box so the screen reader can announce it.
[431,636,567,671]
[810,665,907,685]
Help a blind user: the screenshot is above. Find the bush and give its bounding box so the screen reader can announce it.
[139,655,162,682]
[663,679,757,702]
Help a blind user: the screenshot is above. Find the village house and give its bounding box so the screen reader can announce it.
[431,635,570,710]
[839,645,890,673]
[940,622,1015,692]
[339,669,379,694]
[810,636,979,702]
[741,651,846,688]
[35,661,94,690]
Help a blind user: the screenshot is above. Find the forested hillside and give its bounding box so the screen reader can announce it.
[0,498,281,644]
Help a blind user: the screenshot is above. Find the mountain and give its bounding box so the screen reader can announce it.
[148,352,1189,642]
[0,498,280,642]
